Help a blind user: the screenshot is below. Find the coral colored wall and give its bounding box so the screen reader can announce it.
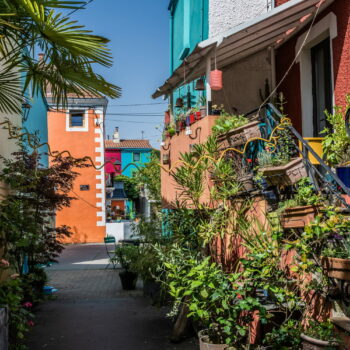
[48,109,106,243]
[161,115,219,208]
[275,0,350,134]
[105,149,121,175]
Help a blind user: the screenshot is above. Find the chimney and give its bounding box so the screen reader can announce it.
[113,127,120,143]
[38,53,45,61]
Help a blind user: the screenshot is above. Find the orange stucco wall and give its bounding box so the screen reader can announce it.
[161,115,219,208]
[48,109,105,243]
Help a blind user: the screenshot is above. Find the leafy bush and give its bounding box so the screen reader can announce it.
[112,244,140,273]
[264,320,301,349]
[212,114,248,136]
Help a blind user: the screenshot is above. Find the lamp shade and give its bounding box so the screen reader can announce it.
[175,97,184,108]
[195,78,205,91]
[210,69,223,91]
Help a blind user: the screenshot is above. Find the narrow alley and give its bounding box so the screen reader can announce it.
[26,245,196,350]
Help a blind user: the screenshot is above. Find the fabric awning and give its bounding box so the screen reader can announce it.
[152,0,334,99]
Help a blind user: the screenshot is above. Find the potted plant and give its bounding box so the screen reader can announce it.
[279,178,323,229]
[167,123,176,137]
[263,320,302,349]
[211,104,224,116]
[257,150,307,187]
[197,96,207,118]
[301,320,340,350]
[112,244,139,290]
[321,97,350,189]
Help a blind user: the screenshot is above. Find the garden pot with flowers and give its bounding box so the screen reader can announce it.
[112,244,139,291]
[279,178,323,229]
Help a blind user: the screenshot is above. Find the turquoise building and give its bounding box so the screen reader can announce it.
[23,83,49,168]
[121,148,152,177]
[169,0,209,113]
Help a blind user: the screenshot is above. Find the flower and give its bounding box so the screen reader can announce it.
[27,320,35,327]
[0,259,9,267]
[23,302,33,308]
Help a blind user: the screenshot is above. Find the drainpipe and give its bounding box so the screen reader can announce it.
[206,54,212,115]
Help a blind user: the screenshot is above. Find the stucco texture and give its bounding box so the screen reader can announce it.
[48,109,105,243]
[212,50,272,115]
[209,0,268,38]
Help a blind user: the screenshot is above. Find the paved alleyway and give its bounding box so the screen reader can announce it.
[27,244,197,350]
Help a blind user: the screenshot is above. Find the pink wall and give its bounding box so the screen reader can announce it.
[105,148,121,175]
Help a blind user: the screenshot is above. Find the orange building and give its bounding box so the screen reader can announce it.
[47,95,107,243]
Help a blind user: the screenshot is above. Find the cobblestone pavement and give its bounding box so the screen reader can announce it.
[26,245,197,350]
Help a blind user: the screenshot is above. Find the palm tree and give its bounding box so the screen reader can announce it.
[0,0,121,113]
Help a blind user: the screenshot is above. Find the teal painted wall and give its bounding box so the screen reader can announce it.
[170,0,209,72]
[121,149,152,177]
[23,88,49,168]
[170,0,209,118]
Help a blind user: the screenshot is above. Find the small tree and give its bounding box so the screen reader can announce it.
[0,147,90,274]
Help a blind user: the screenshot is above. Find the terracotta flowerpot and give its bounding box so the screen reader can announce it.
[281,205,320,229]
[322,257,350,281]
[260,158,307,187]
[218,120,261,148]
[199,335,227,350]
[301,333,339,350]
[189,114,196,124]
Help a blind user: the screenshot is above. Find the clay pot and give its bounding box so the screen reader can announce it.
[218,120,261,148]
[199,335,227,350]
[322,256,350,281]
[281,205,320,229]
[301,333,339,349]
[260,158,307,187]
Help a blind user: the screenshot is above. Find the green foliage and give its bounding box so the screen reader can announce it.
[0,0,120,113]
[156,245,267,346]
[304,319,339,345]
[133,151,161,203]
[321,96,350,166]
[0,277,34,350]
[264,320,301,349]
[114,175,139,201]
[212,114,248,136]
[112,244,140,273]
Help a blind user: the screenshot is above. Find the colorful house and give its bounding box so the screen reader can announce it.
[47,94,107,243]
[104,130,152,222]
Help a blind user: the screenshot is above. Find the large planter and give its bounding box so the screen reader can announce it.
[199,335,228,350]
[281,205,320,229]
[322,257,350,281]
[218,120,261,148]
[336,166,350,189]
[119,271,138,290]
[301,333,339,350]
[260,158,307,187]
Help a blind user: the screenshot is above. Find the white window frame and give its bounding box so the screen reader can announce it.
[296,12,337,137]
[66,108,89,132]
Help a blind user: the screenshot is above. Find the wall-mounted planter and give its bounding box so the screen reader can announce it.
[281,205,320,229]
[322,257,350,281]
[195,111,202,120]
[301,333,339,350]
[218,120,261,148]
[238,174,255,193]
[199,335,227,350]
[260,158,307,187]
[162,154,170,165]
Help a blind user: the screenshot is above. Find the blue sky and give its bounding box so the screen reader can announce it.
[71,0,170,147]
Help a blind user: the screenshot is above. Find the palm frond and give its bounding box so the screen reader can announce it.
[0,67,22,114]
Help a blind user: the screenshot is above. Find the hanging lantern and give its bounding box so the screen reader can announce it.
[175,97,184,108]
[210,69,223,91]
[195,78,205,91]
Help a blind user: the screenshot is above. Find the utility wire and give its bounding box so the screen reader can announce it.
[66,0,95,16]
[108,102,167,107]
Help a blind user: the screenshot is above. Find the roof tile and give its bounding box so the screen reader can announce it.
[105,139,152,149]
